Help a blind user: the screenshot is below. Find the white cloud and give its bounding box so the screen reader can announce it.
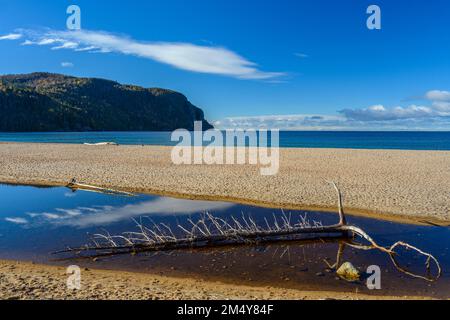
[5,217,28,224]
[21,40,34,46]
[75,46,97,52]
[340,90,450,122]
[6,28,284,80]
[215,90,450,130]
[61,61,74,68]
[0,33,22,40]
[425,90,450,112]
[432,101,450,112]
[214,112,450,130]
[38,38,58,45]
[42,213,61,220]
[426,90,450,101]
[340,104,439,121]
[214,114,347,130]
[51,41,79,50]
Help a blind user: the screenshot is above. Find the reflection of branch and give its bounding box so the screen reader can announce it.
[55,182,351,254]
[388,241,442,281]
[333,240,442,282]
[52,237,347,263]
[54,181,442,282]
[54,211,349,254]
[324,242,345,269]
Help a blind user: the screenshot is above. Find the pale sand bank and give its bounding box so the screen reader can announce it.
[0,142,449,223]
[0,260,431,300]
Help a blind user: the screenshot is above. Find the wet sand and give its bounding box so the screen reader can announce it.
[0,142,449,224]
[0,260,433,300]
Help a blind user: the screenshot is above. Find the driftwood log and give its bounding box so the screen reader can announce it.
[55,181,442,281]
[67,178,135,196]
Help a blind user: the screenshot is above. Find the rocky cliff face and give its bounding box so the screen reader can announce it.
[0,72,213,132]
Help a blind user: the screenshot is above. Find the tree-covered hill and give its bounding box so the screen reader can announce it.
[0,72,213,132]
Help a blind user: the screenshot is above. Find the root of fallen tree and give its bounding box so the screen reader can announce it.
[55,181,442,281]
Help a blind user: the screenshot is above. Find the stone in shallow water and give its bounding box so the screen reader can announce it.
[336,262,360,282]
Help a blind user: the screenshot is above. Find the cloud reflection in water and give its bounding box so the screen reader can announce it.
[16,197,235,228]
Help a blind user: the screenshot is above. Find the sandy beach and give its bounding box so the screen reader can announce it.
[0,260,434,300]
[0,142,449,224]
[1,142,449,301]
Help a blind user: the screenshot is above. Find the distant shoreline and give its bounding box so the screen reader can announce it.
[0,142,449,224]
[1,130,450,151]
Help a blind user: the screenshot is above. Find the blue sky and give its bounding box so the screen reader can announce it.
[1,0,450,130]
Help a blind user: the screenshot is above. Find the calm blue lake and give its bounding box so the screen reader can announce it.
[0,184,448,297]
[0,131,450,150]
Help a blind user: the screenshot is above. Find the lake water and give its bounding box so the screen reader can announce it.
[1,131,450,150]
[0,184,449,298]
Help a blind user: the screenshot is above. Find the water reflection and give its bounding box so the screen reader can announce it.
[0,184,449,298]
[10,197,234,228]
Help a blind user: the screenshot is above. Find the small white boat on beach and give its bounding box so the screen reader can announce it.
[83,142,118,146]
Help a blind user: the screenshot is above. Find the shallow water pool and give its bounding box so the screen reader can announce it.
[0,184,448,298]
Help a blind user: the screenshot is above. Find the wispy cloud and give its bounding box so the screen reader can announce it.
[13,197,235,228]
[61,61,74,68]
[0,33,22,40]
[5,217,28,224]
[294,52,308,58]
[1,29,284,80]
